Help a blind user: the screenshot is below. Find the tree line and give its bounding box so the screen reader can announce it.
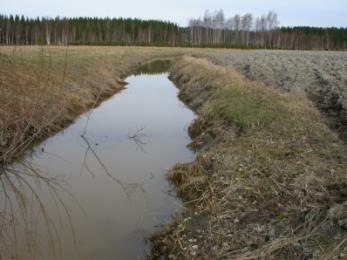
[188,10,347,49]
[0,15,182,45]
[0,12,346,50]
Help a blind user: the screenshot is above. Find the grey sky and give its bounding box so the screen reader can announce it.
[2,0,346,27]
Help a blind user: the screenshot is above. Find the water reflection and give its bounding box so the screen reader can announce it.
[80,134,131,198]
[128,126,149,153]
[133,60,172,76]
[0,162,75,260]
[0,61,195,259]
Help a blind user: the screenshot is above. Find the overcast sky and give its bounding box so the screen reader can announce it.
[2,0,346,27]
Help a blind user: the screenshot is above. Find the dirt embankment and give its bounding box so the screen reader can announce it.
[205,50,347,141]
[151,56,347,259]
[0,46,187,166]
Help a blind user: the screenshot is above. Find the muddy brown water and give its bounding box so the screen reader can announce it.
[0,62,195,259]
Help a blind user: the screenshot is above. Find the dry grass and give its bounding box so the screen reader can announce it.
[151,56,347,259]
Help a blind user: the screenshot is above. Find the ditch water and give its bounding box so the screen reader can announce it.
[0,61,195,259]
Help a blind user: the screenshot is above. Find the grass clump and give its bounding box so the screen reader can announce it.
[168,156,209,202]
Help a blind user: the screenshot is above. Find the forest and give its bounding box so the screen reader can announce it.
[0,10,346,49]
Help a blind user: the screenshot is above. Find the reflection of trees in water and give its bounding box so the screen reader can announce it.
[80,101,151,199]
[80,133,150,200]
[0,161,76,260]
[133,60,171,76]
[80,134,131,198]
[0,136,153,259]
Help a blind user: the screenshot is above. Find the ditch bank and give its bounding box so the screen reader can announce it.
[151,56,347,259]
[0,49,180,167]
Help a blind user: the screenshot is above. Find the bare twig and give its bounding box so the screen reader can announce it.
[80,134,130,198]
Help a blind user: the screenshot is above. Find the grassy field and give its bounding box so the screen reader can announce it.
[0,46,346,259]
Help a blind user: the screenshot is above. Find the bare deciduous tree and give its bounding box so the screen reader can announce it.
[241,14,253,31]
[233,15,241,31]
[267,11,280,30]
[212,10,225,29]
